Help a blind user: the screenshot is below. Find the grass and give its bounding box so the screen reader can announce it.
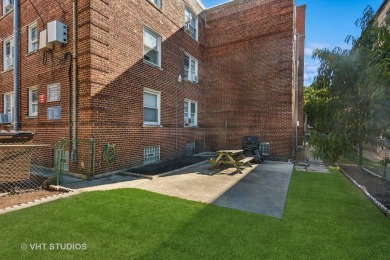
[1,168,390,259]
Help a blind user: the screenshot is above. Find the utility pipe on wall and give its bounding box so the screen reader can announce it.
[13,0,20,132]
[71,0,78,162]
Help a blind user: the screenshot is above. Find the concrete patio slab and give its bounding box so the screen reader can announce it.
[135,161,293,218]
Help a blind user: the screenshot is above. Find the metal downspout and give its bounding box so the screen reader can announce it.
[13,0,20,131]
[71,0,78,162]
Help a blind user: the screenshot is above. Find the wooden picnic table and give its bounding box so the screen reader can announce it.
[208,149,253,174]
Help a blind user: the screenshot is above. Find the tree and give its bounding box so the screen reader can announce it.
[309,7,390,164]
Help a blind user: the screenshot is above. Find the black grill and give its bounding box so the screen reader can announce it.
[242,136,264,163]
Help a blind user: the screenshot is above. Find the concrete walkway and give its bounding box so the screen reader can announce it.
[69,160,294,218]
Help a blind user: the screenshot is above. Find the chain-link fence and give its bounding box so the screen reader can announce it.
[0,143,54,195]
[343,149,390,181]
[0,139,96,196]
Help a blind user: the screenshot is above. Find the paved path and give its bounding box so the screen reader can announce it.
[70,161,294,218]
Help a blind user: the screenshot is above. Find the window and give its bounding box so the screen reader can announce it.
[2,0,14,15]
[143,89,161,125]
[184,99,197,127]
[184,53,198,82]
[3,37,14,71]
[144,146,160,164]
[149,0,161,8]
[29,87,38,116]
[3,92,13,122]
[143,28,161,67]
[28,23,38,53]
[184,6,198,40]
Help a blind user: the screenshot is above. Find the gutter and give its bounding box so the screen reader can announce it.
[13,0,20,131]
[71,0,78,162]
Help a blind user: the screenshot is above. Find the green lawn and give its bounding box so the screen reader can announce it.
[1,168,389,259]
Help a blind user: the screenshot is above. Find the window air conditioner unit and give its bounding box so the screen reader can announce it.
[192,75,198,82]
[4,0,14,10]
[5,55,13,68]
[0,114,10,124]
[184,117,192,125]
[184,23,194,34]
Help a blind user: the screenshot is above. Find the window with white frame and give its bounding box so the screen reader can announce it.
[28,23,38,53]
[29,87,38,116]
[3,37,14,71]
[3,92,13,122]
[184,53,198,82]
[143,28,161,67]
[143,89,161,125]
[144,145,160,164]
[2,0,14,15]
[184,6,198,40]
[184,99,197,127]
[149,0,161,8]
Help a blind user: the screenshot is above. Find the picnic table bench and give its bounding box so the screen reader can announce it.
[208,149,253,174]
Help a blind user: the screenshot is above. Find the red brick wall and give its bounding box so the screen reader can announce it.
[0,0,91,172]
[88,0,206,173]
[0,0,304,174]
[204,0,295,160]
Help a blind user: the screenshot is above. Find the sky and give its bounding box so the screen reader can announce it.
[201,0,384,86]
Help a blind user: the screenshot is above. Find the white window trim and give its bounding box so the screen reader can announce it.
[28,22,38,53]
[148,0,161,9]
[184,52,198,82]
[4,91,13,123]
[143,88,161,126]
[143,27,162,67]
[3,36,14,71]
[184,6,198,41]
[2,0,14,15]
[184,99,198,127]
[29,87,38,117]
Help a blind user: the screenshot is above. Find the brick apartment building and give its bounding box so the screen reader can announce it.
[0,0,305,175]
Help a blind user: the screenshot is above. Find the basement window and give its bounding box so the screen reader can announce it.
[144,145,160,164]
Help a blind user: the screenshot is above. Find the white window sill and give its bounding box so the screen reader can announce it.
[184,79,199,84]
[26,50,39,57]
[143,124,163,127]
[143,60,163,70]
[1,67,14,74]
[26,115,38,119]
[184,125,198,128]
[184,31,198,42]
[0,9,13,20]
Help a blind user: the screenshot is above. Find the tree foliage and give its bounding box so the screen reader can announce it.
[307,7,390,164]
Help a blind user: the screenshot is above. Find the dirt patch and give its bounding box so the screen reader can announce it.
[339,165,390,209]
[0,190,61,210]
[128,156,207,175]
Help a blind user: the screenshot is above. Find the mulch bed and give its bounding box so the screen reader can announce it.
[339,165,390,209]
[0,190,61,210]
[127,156,207,175]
